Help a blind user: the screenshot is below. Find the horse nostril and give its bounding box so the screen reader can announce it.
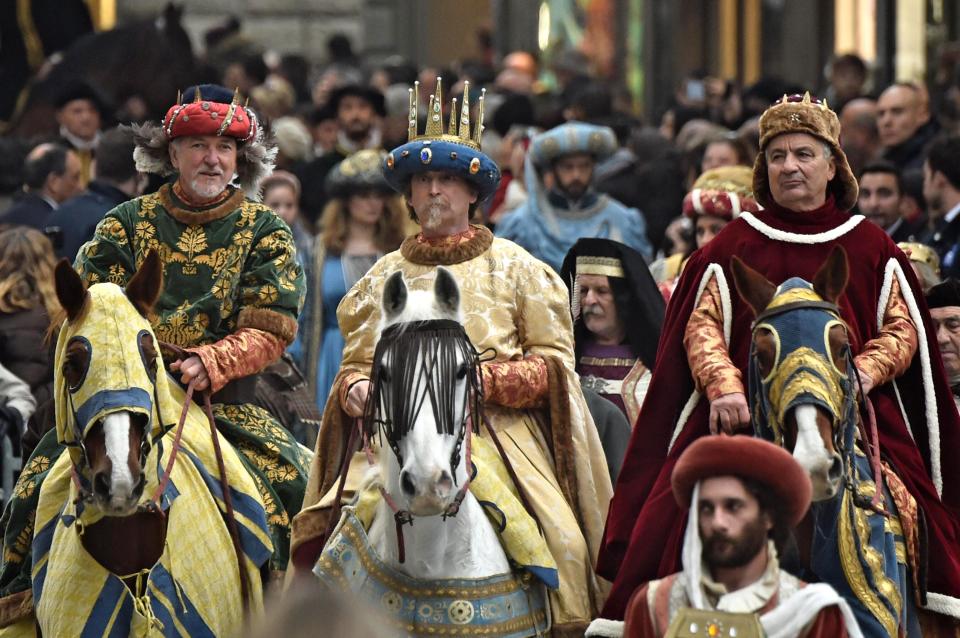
[400,470,416,497]
[828,456,843,481]
[93,472,111,497]
[437,471,453,494]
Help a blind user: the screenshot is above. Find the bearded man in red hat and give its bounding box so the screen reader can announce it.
[609,436,858,638]
[598,94,960,630]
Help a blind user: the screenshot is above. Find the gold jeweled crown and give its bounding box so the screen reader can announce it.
[407,77,486,150]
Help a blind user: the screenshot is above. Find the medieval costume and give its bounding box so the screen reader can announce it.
[0,85,309,627]
[898,241,942,292]
[651,166,760,303]
[495,122,652,271]
[618,436,859,638]
[560,238,664,426]
[598,94,960,626]
[291,79,613,636]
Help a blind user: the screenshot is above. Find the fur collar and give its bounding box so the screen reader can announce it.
[158,183,247,224]
[400,224,493,265]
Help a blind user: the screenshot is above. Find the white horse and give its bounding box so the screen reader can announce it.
[367,267,510,579]
[315,268,551,637]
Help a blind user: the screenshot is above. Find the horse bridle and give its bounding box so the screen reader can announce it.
[751,297,889,512]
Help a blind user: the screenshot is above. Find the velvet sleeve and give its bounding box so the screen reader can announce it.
[75,206,137,286]
[186,327,286,394]
[684,275,744,400]
[854,277,919,386]
[799,604,849,638]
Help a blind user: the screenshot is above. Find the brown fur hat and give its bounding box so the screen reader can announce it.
[752,93,859,212]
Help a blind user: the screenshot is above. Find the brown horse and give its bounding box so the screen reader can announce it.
[28,253,269,636]
[731,247,923,637]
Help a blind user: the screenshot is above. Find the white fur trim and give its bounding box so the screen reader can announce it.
[878,259,941,495]
[668,264,732,452]
[729,192,742,218]
[924,592,960,618]
[739,212,864,244]
[585,618,624,637]
[691,188,704,215]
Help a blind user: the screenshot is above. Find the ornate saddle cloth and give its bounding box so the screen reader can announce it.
[315,509,551,637]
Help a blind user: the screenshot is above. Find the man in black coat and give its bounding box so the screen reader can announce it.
[0,143,81,231]
[45,127,144,261]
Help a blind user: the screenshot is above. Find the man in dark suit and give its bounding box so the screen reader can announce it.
[923,135,960,277]
[858,160,925,242]
[45,127,144,261]
[0,143,81,230]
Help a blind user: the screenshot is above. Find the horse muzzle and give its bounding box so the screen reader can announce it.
[399,468,454,516]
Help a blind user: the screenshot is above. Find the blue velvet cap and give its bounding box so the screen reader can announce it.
[383,139,501,202]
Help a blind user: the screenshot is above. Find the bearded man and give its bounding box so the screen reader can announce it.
[495,121,652,271]
[597,94,960,632]
[0,84,309,626]
[615,436,858,638]
[291,79,612,635]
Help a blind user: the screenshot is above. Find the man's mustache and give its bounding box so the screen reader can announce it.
[582,304,604,317]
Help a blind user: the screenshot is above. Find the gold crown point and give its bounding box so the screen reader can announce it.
[473,88,487,146]
[448,97,458,135]
[822,97,829,110]
[425,76,444,137]
[176,90,182,104]
[802,91,811,104]
[459,81,472,141]
[780,94,789,104]
[232,87,241,105]
[194,87,202,103]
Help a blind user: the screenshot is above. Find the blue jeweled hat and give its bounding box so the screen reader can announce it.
[528,121,618,169]
[382,77,501,202]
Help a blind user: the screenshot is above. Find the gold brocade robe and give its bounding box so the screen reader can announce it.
[293,227,613,634]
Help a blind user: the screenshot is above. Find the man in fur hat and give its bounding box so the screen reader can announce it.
[0,84,309,627]
[617,436,858,638]
[598,94,960,631]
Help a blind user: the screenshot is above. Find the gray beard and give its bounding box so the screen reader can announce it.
[421,202,445,230]
[189,177,226,200]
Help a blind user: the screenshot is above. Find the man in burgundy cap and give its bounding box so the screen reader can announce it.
[611,436,859,638]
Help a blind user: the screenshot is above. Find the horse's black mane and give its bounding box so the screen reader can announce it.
[364,319,483,477]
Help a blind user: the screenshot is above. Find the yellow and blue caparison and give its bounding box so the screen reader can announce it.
[31,282,272,637]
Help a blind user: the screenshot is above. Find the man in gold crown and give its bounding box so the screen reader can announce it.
[0,84,310,627]
[598,93,960,631]
[291,79,613,634]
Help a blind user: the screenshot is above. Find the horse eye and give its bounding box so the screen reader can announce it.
[380,366,392,383]
[456,363,469,380]
[63,337,91,392]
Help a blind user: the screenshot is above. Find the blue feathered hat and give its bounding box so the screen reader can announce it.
[382,77,501,202]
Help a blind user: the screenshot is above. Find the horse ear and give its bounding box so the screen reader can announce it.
[382,271,407,320]
[125,250,163,317]
[434,267,460,316]
[54,259,88,321]
[731,256,777,317]
[813,245,849,303]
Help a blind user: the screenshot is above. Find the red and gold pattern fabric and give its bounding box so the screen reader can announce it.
[162,91,259,142]
[187,327,286,394]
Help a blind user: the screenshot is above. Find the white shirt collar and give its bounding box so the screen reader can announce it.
[944,201,960,224]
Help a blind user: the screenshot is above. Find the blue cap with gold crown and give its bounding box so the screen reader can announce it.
[382,77,501,202]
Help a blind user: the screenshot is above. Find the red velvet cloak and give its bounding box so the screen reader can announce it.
[598,197,960,619]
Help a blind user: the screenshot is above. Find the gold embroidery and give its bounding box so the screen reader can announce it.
[106,263,127,285]
[139,192,161,219]
[838,481,899,637]
[154,301,209,346]
[578,356,637,367]
[170,225,209,275]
